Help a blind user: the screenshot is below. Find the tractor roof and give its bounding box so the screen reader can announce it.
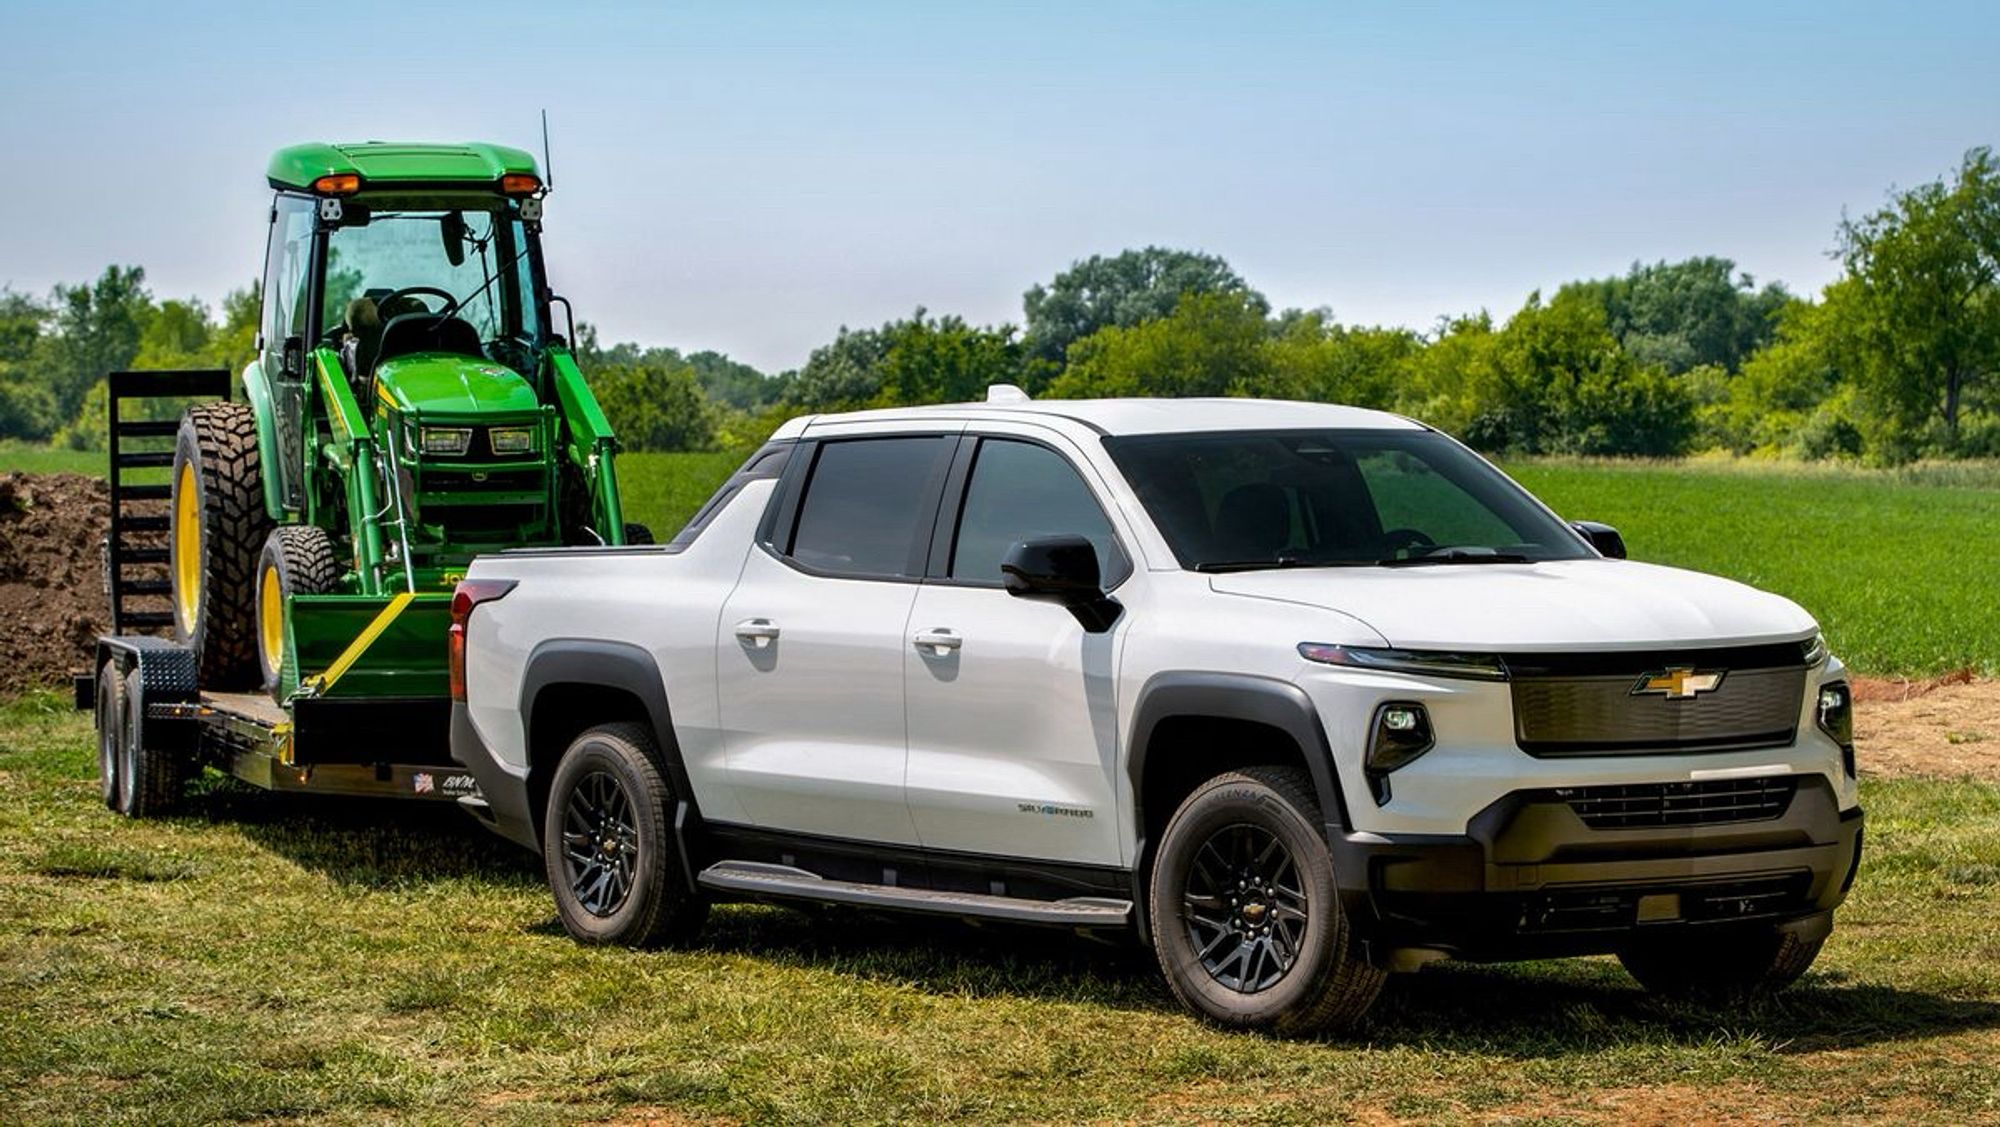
[267,142,539,192]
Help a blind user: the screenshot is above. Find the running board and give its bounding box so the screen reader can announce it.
[697,860,1133,927]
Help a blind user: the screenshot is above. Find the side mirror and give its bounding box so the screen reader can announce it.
[1001,535,1122,633]
[281,336,305,379]
[1571,520,1627,559]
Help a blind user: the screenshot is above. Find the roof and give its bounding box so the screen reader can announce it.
[784,396,1428,439]
[267,142,539,192]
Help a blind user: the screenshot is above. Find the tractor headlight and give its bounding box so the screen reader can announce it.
[421,427,472,456]
[489,427,536,455]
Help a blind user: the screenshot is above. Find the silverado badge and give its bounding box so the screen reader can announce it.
[1631,667,1725,700]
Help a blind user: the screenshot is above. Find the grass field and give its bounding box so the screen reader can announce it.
[0,694,1995,1122]
[8,440,1994,676]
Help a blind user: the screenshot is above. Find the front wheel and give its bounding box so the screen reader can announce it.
[1619,924,1825,1001]
[1148,766,1385,1035]
[542,723,708,947]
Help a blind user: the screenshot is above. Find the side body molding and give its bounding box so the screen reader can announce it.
[518,638,701,891]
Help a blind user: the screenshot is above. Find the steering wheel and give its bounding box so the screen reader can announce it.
[1378,528,1437,558]
[377,285,457,320]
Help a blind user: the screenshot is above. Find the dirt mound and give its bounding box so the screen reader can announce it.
[0,472,117,695]
[1854,674,2000,782]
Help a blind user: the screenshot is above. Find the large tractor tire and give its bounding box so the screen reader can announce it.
[255,526,343,700]
[170,403,272,687]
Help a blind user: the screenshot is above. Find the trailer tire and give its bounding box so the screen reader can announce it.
[543,722,708,948]
[256,525,343,700]
[114,666,184,818]
[171,402,272,687]
[95,660,123,810]
[622,522,655,545]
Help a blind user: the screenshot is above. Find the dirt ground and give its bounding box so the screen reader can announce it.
[1,470,1995,781]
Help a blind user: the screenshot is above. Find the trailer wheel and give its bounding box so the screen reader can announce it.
[543,722,708,947]
[622,522,655,545]
[256,526,343,700]
[94,661,123,810]
[113,667,184,818]
[171,402,272,687]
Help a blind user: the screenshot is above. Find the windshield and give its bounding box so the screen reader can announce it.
[1102,429,1594,570]
[322,206,541,348]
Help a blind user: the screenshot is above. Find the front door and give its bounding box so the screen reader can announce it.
[714,433,957,845]
[903,435,1134,867]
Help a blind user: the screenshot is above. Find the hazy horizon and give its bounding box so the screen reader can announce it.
[2,1,1995,372]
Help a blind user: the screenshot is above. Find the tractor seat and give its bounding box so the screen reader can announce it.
[374,312,484,373]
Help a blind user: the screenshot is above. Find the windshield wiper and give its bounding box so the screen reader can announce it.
[1378,548,1534,567]
[1194,558,1374,573]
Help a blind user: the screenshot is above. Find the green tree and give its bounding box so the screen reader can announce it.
[1834,146,2000,450]
[0,290,55,439]
[1023,247,1264,364]
[592,360,718,452]
[1049,290,1271,399]
[1561,257,1791,374]
[1259,310,1420,407]
[43,265,152,424]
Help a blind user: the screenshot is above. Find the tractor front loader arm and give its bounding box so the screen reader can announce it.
[549,348,626,544]
[313,349,398,595]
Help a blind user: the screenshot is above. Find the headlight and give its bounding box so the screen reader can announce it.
[1298,643,1507,681]
[1364,701,1434,805]
[422,427,472,456]
[1817,680,1855,778]
[489,426,536,455]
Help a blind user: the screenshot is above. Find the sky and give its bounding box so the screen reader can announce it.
[1,1,1995,374]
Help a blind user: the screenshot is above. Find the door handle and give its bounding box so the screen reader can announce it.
[734,618,780,648]
[912,628,962,656]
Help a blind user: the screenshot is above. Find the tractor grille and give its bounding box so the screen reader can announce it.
[1553,776,1798,830]
[1507,643,1808,756]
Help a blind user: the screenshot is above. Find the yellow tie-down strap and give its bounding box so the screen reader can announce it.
[297,591,416,699]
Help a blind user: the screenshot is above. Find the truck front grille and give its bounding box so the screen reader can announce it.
[1506,642,1809,756]
[1554,776,1798,829]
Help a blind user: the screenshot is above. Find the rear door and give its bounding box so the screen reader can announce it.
[714,429,959,843]
[901,429,1135,866]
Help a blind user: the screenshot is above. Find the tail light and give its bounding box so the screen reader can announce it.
[449,579,517,702]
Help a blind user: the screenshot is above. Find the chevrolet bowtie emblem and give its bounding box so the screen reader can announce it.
[1632,667,1725,700]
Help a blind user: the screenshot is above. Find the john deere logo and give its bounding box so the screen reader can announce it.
[1632,667,1725,700]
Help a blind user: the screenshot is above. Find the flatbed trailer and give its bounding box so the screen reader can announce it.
[85,633,481,816]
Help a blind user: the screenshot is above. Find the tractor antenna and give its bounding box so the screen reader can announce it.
[540,109,555,193]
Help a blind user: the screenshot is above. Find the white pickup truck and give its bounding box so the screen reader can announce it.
[449,392,1863,1034]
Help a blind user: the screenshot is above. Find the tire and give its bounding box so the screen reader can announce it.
[171,402,273,687]
[1618,925,1825,1002]
[622,522,656,545]
[113,667,184,818]
[255,526,343,700]
[95,660,122,811]
[1149,766,1385,1035]
[542,722,708,947]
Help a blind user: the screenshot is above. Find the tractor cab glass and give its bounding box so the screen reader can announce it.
[319,201,544,381]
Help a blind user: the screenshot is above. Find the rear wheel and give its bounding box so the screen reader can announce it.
[113,667,184,818]
[542,722,708,947]
[255,526,343,700]
[171,402,272,686]
[1149,766,1385,1035]
[94,660,122,810]
[1619,924,1825,1001]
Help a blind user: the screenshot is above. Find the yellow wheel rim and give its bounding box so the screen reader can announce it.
[259,563,285,679]
[172,462,200,630]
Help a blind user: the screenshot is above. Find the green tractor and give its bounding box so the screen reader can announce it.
[90,141,639,814]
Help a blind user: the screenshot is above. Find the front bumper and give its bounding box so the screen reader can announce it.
[1329,775,1864,961]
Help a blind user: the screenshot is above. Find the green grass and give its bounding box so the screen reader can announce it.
[1505,458,2000,676]
[0,440,100,476]
[616,450,744,539]
[1,693,1996,1122]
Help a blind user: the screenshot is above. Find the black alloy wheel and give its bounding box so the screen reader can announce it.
[1182,823,1310,993]
[560,769,639,917]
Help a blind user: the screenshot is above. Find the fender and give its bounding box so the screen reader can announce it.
[240,360,286,520]
[518,638,701,891]
[1125,671,1353,942]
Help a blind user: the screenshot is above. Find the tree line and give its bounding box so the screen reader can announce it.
[5,146,1994,465]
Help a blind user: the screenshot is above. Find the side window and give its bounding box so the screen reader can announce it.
[949,438,1127,586]
[786,436,955,579]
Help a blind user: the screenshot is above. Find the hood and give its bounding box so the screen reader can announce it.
[374,355,540,416]
[1209,559,1816,652]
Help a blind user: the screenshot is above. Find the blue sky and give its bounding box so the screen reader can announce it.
[2,1,1995,372]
